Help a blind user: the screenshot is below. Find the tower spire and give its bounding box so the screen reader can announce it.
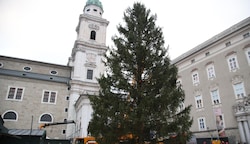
[83,0,104,17]
[85,0,103,11]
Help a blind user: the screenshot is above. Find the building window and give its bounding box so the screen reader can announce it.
[191,59,195,63]
[40,114,53,123]
[176,102,185,113]
[211,89,221,105]
[195,95,203,109]
[206,65,216,79]
[62,130,66,134]
[65,108,68,112]
[245,48,250,65]
[90,30,96,40]
[42,90,57,104]
[233,82,246,99]
[66,96,69,100]
[50,70,58,75]
[3,111,18,121]
[225,41,231,47]
[23,66,32,71]
[176,78,182,87]
[0,62,3,68]
[243,32,249,39]
[198,117,206,131]
[192,71,199,85]
[6,87,24,101]
[205,52,210,56]
[87,69,93,80]
[227,56,238,71]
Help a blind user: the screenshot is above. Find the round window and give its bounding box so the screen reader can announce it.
[23,66,31,71]
[50,70,58,75]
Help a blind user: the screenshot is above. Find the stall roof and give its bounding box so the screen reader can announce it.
[8,129,46,136]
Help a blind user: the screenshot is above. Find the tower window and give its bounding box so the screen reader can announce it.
[90,31,96,40]
[87,9,90,12]
[93,9,97,12]
[87,69,93,80]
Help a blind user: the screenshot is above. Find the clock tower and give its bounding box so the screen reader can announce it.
[66,0,109,138]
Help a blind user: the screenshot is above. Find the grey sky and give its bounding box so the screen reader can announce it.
[0,0,250,65]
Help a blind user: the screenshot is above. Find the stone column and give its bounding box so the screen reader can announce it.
[243,121,250,144]
[238,121,246,143]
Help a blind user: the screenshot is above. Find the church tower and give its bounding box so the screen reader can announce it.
[66,0,109,138]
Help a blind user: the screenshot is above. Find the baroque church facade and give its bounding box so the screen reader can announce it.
[0,0,108,140]
[0,0,250,143]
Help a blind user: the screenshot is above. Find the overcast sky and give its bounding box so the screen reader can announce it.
[0,0,250,65]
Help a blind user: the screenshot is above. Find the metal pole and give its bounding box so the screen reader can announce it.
[29,115,33,144]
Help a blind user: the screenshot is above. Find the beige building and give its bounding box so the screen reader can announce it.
[0,0,108,140]
[172,17,250,143]
[0,56,71,139]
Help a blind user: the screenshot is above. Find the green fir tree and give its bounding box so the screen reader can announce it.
[88,2,193,144]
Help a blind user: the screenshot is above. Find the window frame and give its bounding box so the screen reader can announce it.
[39,113,53,123]
[90,30,96,40]
[2,110,18,121]
[176,78,182,88]
[192,71,200,85]
[225,41,231,47]
[233,82,246,99]
[23,66,32,71]
[245,47,250,65]
[210,89,221,105]
[87,69,94,80]
[206,64,216,79]
[176,102,185,114]
[195,95,203,109]
[198,117,206,131]
[41,90,57,104]
[243,32,249,39]
[6,86,25,101]
[227,55,239,72]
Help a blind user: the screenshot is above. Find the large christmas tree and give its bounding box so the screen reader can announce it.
[88,3,192,144]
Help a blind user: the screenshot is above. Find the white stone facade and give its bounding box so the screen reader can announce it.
[66,1,109,138]
[173,17,250,143]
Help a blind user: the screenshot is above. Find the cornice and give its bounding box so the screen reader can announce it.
[172,17,250,64]
[70,79,99,88]
[71,40,107,57]
[76,13,109,32]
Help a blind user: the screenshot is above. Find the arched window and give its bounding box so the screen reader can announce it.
[90,30,96,40]
[40,113,53,123]
[3,111,17,121]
